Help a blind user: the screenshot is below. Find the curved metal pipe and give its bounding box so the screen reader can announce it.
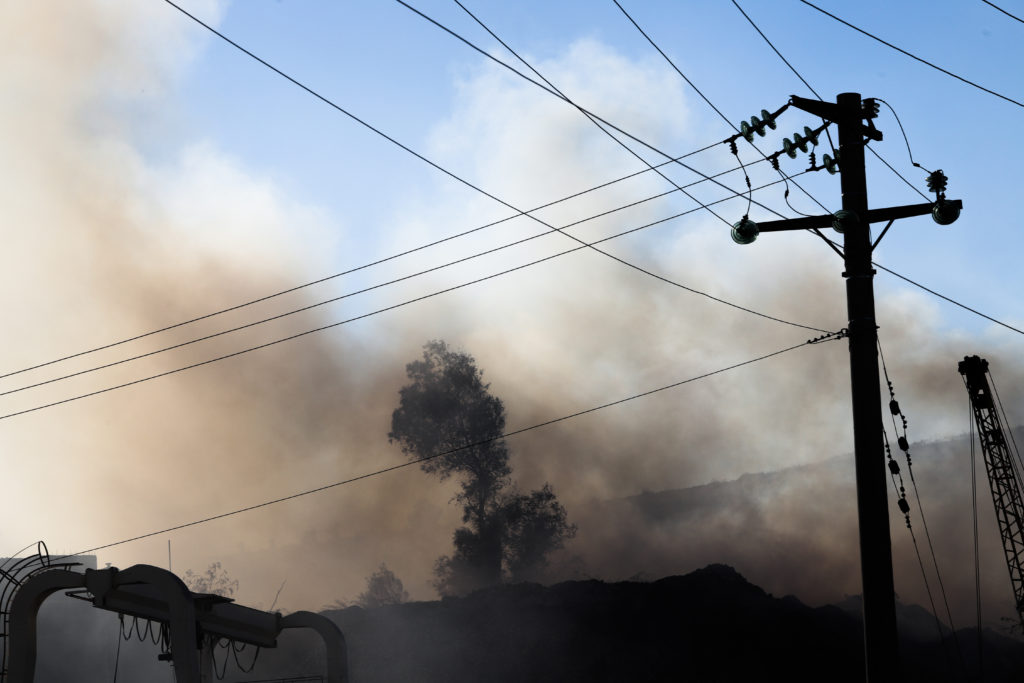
[280,610,348,683]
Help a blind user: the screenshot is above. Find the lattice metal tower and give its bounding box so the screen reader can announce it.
[959,355,1024,629]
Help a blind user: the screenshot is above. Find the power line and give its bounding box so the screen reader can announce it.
[810,233,1023,338]
[2,170,825,400]
[729,0,930,203]
[866,144,930,202]
[878,338,965,671]
[448,0,842,269]
[162,0,810,361]
[875,99,931,175]
[873,261,1024,336]
[981,0,1024,25]
[611,0,832,218]
[395,0,787,225]
[0,139,725,383]
[800,0,1024,109]
[0,172,829,422]
[0,0,784,395]
[730,1,818,104]
[69,333,839,556]
[451,0,739,228]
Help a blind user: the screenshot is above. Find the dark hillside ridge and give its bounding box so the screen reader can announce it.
[252,564,1024,682]
[571,430,1024,623]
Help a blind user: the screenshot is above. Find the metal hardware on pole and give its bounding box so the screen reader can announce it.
[732,91,962,681]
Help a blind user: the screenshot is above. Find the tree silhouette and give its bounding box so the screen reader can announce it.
[357,563,410,608]
[390,340,575,595]
[183,562,238,598]
[501,484,574,582]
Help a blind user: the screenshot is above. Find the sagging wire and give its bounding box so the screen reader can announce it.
[725,108,833,221]
[210,637,231,680]
[783,177,816,217]
[731,0,932,203]
[728,139,753,220]
[729,0,838,159]
[209,635,261,679]
[779,121,833,217]
[878,340,966,673]
[613,0,834,219]
[871,98,933,202]
[444,0,747,228]
[116,617,173,677]
[233,640,261,673]
[122,616,165,646]
[876,99,933,175]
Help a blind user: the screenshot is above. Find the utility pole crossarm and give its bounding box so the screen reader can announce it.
[754,200,963,234]
[790,95,883,141]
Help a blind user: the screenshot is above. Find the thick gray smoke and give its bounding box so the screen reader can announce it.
[3,9,1021,676]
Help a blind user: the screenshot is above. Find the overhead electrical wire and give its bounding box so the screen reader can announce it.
[126,4,1024,356]
[611,0,832,221]
[808,229,1023,338]
[14,2,1008,421]
[727,0,1024,336]
[875,99,931,175]
[0,171,828,400]
[447,0,840,297]
[729,0,929,202]
[400,0,848,261]
[158,0,821,352]
[451,0,739,228]
[726,2,1024,336]
[799,0,1024,109]
[0,173,827,422]
[878,338,965,671]
[727,0,837,156]
[159,0,754,328]
[0,0,820,402]
[865,145,930,202]
[867,98,931,201]
[0,138,727,382]
[68,332,843,556]
[981,0,1024,25]
[872,262,1024,337]
[0,0,820,415]
[882,421,952,667]
[730,1,817,111]
[394,0,791,226]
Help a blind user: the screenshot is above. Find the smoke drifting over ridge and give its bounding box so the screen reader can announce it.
[2,0,1022,636]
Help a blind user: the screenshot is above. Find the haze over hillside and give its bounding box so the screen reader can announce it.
[570,428,1024,632]
[30,564,1024,682]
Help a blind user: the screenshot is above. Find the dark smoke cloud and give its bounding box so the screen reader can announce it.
[3,2,1021,636]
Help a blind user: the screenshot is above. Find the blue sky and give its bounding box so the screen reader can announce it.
[2,0,1022,616]
[172,0,1022,333]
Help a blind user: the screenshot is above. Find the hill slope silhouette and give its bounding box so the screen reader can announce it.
[253,564,1024,682]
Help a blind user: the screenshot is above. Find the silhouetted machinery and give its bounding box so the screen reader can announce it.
[6,563,347,683]
[959,355,1024,629]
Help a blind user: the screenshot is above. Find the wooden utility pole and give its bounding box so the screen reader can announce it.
[733,92,962,681]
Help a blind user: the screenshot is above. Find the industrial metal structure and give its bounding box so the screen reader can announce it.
[959,355,1024,629]
[0,543,88,682]
[6,563,347,683]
